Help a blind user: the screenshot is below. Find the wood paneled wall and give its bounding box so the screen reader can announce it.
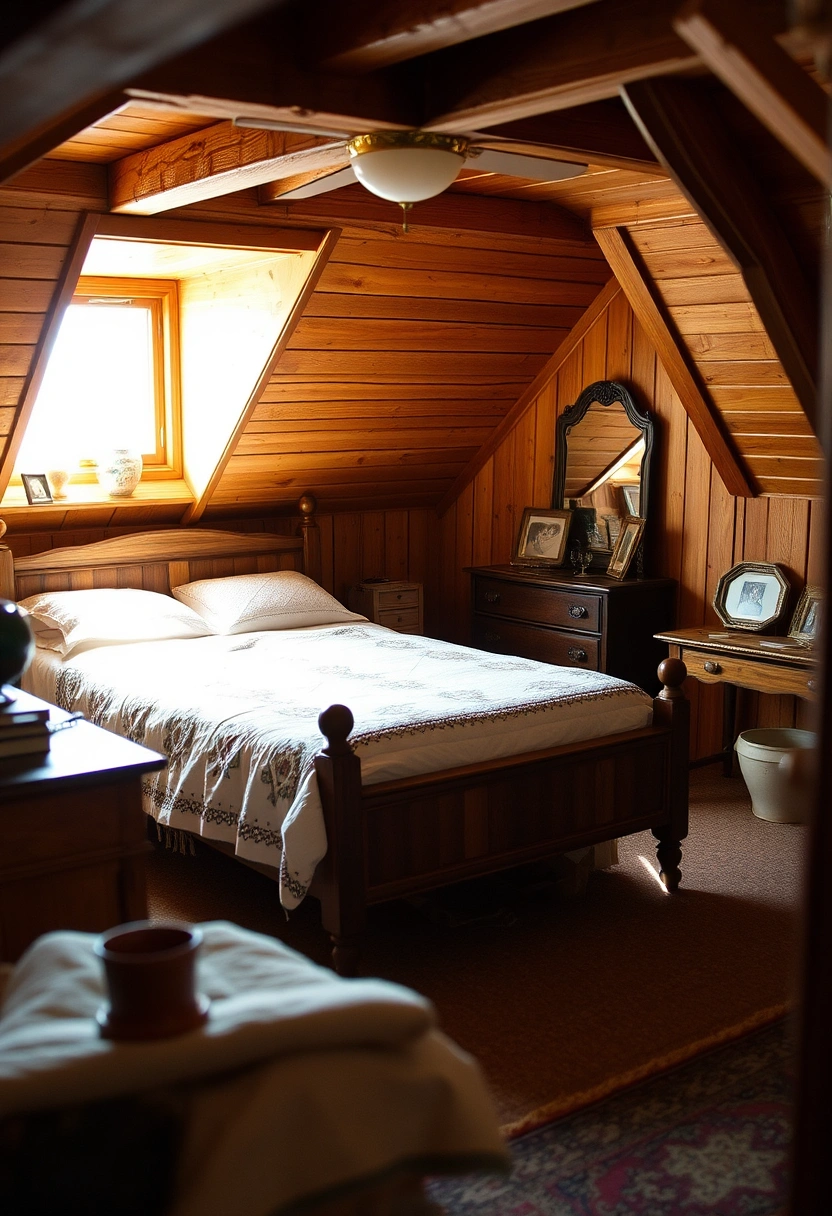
[3,505,439,628]
[436,284,822,760]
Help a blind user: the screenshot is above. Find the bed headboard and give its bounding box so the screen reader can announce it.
[0,495,322,601]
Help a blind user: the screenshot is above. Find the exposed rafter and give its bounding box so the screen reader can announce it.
[594,226,755,499]
[422,0,701,131]
[0,89,128,187]
[673,0,831,187]
[0,0,282,161]
[109,122,346,215]
[622,76,819,433]
[309,0,601,71]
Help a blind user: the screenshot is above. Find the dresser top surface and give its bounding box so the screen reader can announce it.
[467,564,676,592]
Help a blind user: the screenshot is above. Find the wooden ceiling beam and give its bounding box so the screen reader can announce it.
[0,89,129,187]
[258,181,593,242]
[0,0,281,167]
[673,0,831,188]
[474,100,661,173]
[422,0,701,131]
[309,0,601,71]
[109,122,347,215]
[622,76,819,434]
[125,15,418,140]
[594,226,755,498]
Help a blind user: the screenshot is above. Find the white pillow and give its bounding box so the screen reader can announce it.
[19,588,212,657]
[171,570,366,635]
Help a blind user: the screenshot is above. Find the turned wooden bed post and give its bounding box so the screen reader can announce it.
[314,704,365,976]
[297,494,322,586]
[651,657,689,891]
[0,522,14,601]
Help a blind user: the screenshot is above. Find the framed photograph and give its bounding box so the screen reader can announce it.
[788,585,822,646]
[606,514,645,579]
[713,562,790,632]
[21,473,53,505]
[511,507,572,568]
[620,484,640,515]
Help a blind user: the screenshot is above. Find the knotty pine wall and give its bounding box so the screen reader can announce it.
[436,285,823,761]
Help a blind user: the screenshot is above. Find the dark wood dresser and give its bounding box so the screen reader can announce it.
[468,565,676,693]
[0,694,166,961]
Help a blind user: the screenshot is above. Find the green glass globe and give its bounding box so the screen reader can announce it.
[0,599,35,695]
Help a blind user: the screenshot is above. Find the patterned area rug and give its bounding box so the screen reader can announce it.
[428,1020,792,1215]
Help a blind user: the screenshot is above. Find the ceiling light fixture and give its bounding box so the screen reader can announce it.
[347,131,469,230]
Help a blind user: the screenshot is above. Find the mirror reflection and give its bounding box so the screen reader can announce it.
[552,381,654,569]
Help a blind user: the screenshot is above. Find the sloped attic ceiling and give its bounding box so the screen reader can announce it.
[0,0,826,522]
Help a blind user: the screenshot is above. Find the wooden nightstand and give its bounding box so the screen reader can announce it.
[348,580,424,634]
[0,692,166,961]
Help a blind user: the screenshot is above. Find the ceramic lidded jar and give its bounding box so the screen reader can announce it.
[98,448,142,498]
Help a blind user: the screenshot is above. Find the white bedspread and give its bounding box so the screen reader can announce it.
[25,624,652,908]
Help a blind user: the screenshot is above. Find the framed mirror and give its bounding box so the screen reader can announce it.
[552,380,654,574]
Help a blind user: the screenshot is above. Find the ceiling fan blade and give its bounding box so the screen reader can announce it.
[233,116,353,140]
[467,147,586,181]
[271,164,357,200]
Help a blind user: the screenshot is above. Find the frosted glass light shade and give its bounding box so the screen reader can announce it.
[348,132,469,203]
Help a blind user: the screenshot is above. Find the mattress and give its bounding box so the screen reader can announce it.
[25,623,653,908]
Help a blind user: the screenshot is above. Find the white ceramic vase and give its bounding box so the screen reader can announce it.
[98,448,143,498]
[45,467,70,499]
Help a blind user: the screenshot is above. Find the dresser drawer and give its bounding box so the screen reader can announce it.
[472,614,600,669]
[378,606,421,632]
[377,587,420,609]
[473,577,600,633]
[682,648,816,699]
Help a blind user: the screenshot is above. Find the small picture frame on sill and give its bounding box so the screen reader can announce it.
[511,507,572,569]
[788,585,822,646]
[713,561,790,632]
[21,473,53,505]
[606,515,645,580]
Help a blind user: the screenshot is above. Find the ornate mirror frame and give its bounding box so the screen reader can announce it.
[552,380,655,574]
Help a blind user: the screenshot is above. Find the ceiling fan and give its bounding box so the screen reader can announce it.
[233,117,586,229]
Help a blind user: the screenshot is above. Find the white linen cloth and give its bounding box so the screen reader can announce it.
[0,923,508,1216]
[25,623,653,908]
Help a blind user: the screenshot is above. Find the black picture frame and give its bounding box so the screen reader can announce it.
[511,507,572,568]
[21,473,53,505]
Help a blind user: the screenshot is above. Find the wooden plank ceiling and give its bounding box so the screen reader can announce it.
[0,0,826,517]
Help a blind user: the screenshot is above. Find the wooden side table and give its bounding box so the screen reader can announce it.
[0,694,166,961]
[348,581,424,635]
[654,626,817,774]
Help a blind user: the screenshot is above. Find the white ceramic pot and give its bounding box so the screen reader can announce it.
[735,727,816,823]
[98,448,143,498]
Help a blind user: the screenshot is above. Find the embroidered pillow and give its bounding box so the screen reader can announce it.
[19,588,212,657]
[171,570,366,635]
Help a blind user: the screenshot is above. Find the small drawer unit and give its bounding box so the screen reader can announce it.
[348,580,424,635]
[468,565,676,693]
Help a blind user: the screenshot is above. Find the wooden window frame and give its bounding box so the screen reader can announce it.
[72,276,182,480]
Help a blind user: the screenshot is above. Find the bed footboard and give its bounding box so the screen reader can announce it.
[313,659,689,976]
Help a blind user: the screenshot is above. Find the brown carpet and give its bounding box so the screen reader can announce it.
[146,768,806,1127]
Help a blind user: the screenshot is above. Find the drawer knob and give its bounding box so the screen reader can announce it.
[808,678,817,692]
[396,593,403,600]
[703,660,721,674]
[567,647,588,662]
[484,590,501,604]
[483,631,501,644]
[568,605,588,619]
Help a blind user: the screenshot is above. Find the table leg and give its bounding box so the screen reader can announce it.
[722,682,738,777]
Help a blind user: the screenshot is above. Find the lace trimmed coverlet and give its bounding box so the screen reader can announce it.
[25,624,653,909]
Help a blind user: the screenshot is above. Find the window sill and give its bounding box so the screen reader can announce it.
[0,479,194,516]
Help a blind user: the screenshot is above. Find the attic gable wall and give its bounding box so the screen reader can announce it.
[436,286,822,763]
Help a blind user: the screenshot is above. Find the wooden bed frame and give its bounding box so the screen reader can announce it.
[0,500,689,976]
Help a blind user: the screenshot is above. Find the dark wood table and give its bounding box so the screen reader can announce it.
[0,691,165,960]
[655,626,817,774]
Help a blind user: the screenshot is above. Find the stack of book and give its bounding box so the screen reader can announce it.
[0,691,51,760]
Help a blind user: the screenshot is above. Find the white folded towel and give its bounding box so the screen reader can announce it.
[0,920,435,1115]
